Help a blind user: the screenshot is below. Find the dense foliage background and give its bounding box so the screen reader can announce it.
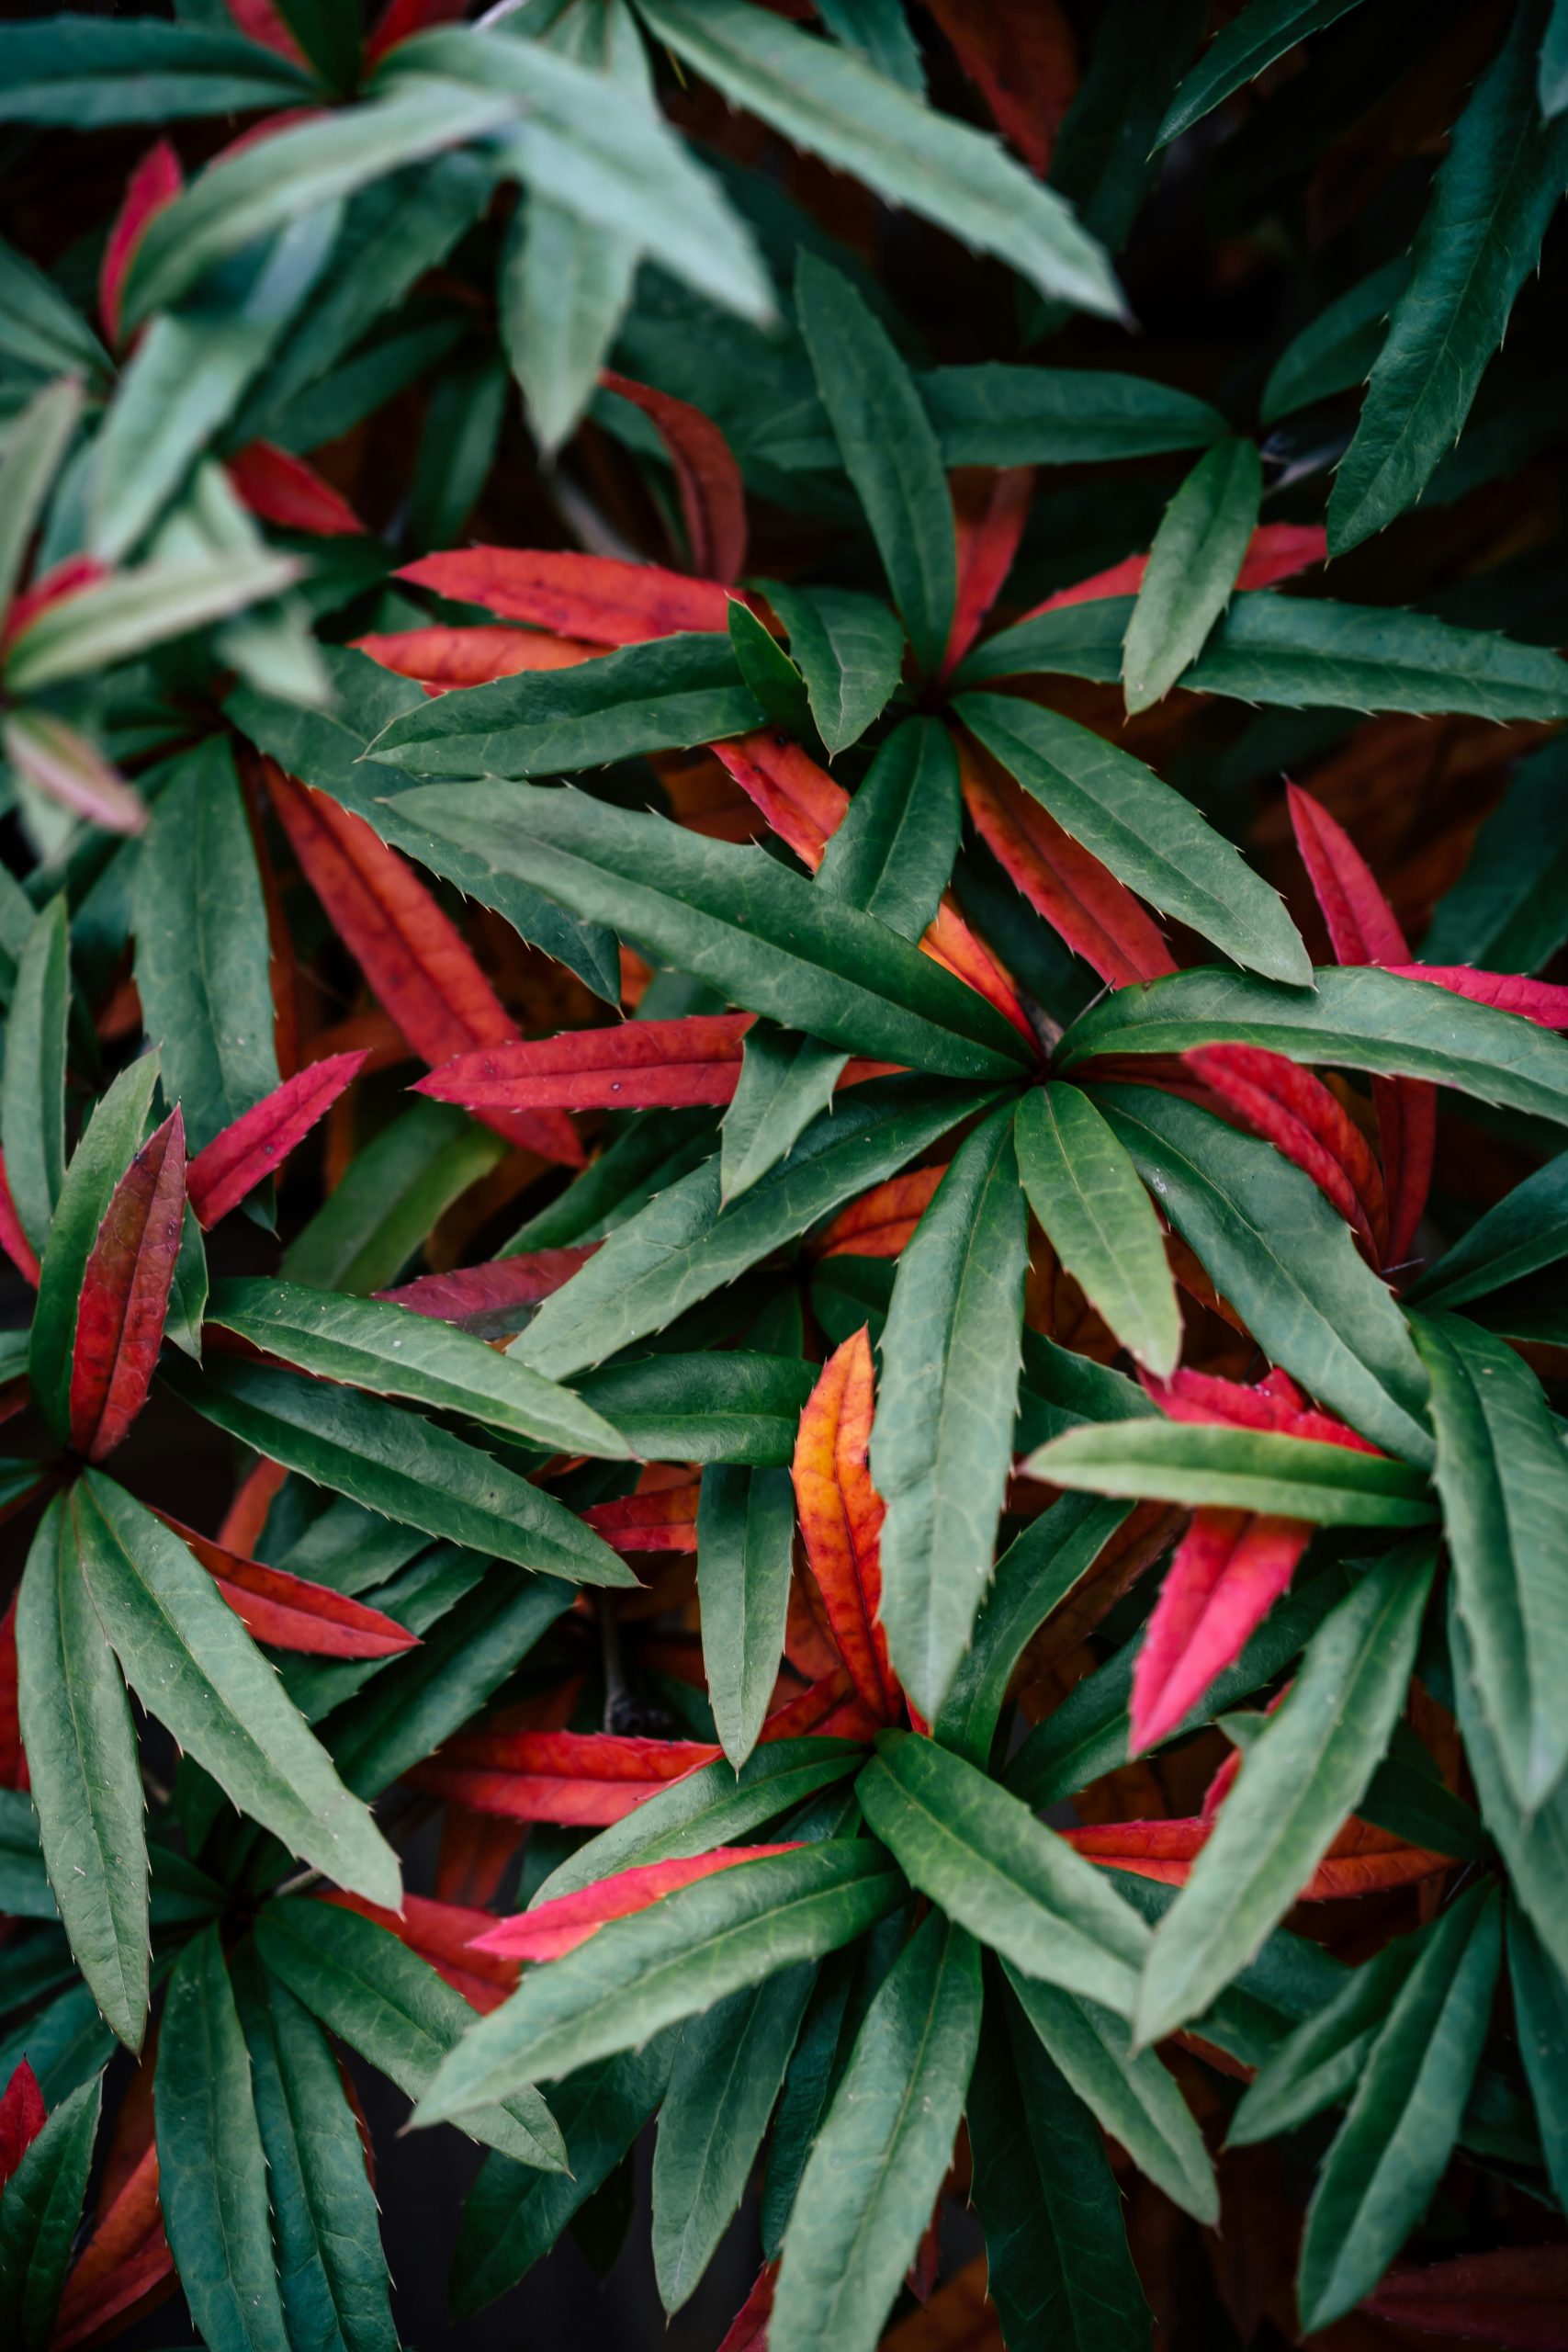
[4,1,1568,2346]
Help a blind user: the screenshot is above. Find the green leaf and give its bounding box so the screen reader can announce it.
[451,2039,679,2317]
[0,375,81,619]
[1122,436,1261,712]
[955,693,1312,985]
[0,1982,113,2110]
[872,1104,1028,1717]
[1410,1145,1568,1309]
[771,1914,981,2352]
[28,1053,160,1443]
[1048,0,1207,257]
[1296,1884,1501,2330]
[1,896,70,1260]
[231,1944,398,2352]
[255,1896,566,2169]
[1421,735,1568,973]
[1004,1965,1218,2223]
[818,715,960,940]
[1227,1928,1423,2150]
[16,1498,147,2052]
[1328,6,1568,552]
[514,1080,1001,1378]
[0,1788,55,1919]
[155,1928,290,2352]
[575,1351,812,1466]
[414,1843,903,2120]
[1094,1083,1435,1464]
[958,589,1568,719]
[1451,1595,1568,1976]
[1016,1084,1179,1376]
[130,738,279,1155]
[635,0,1124,315]
[5,549,298,695]
[0,237,110,380]
[504,1105,719,1254]
[1506,1904,1568,2210]
[1156,0,1368,146]
[504,197,635,458]
[280,1100,505,1295]
[652,1963,813,2312]
[1259,256,1408,424]
[795,254,954,675]
[728,600,816,739]
[164,1354,631,1587]
[72,1473,401,1907]
[0,2075,101,2352]
[761,581,905,755]
[1412,1311,1568,1810]
[1030,1420,1435,1524]
[1544,0,1568,114]
[0,17,315,126]
[205,1275,627,1458]
[969,1981,1148,2352]
[721,1027,849,1204]
[924,361,1223,466]
[1134,1543,1435,2043]
[857,1731,1152,2014]
[697,1464,795,1766]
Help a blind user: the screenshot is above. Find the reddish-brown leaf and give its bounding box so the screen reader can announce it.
[1130,1509,1313,1754]
[0,1150,39,1286]
[220,0,307,62]
[816,1165,948,1259]
[583,1482,702,1554]
[410,1728,720,1825]
[363,0,468,64]
[186,1048,368,1227]
[152,1510,418,1658]
[51,2141,174,2352]
[760,1666,886,1743]
[0,2058,46,2188]
[397,547,734,646]
[601,371,749,584]
[942,467,1033,679]
[1382,963,1568,1027]
[925,0,1078,175]
[919,897,1036,1042]
[436,1804,526,1909]
[263,760,583,1164]
[792,1329,900,1723]
[1362,2247,1568,2348]
[0,1592,28,1790]
[227,441,366,537]
[418,1015,755,1113]
[99,140,182,346]
[320,1890,519,2010]
[354,623,599,693]
[717,2264,778,2352]
[1186,1041,1388,1259]
[68,1108,186,1463]
[1015,525,1328,625]
[1062,1815,1450,1898]
[375,1246,597,1329]
[471,1846,804,1962]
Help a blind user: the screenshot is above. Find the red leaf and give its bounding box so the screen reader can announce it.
[0,1593,28,1790]
[221,0,308,63]
[217,1456,287,1553]
[152,1511,418,1658]
[1287,781,1433,1268]
[228,441,366,537]
[410,1729,720,1825]
[186,1049,367,1227]
[397,547,734,647]
[1017,524,1328,624]
[760,1665,885,1743]
[364,0,468,65]
[418,1015,755,1113]
[1363,2247,1568,2348]
[942,469,1033,678]
[471,1845,804,1962]
[68,1108,186,1463]
[1186,1042,1388,1259]
[436,1804,526,1909]
[263,761,583,1165]
[319,1890,519,2010]
[925,0,1078,175]
[1142,1363,1379,1453]
[920,897,1036,1042]
[816,1165,948,1259]
[1061,1815,1449,1898]
[375,1246,598,1329]
[0,2058,46,2188]
[1382,963,1568,1027]
[1130,1509,1313,1753]
[583,1482,702,1554]
[792,1329,900,1723]
[0,1151,39,1286]
[51,2138,175,2352]
[100,141,182,346]
[602,371,748,584]
[957,735,1175,987]
[2,555,110,650]
[717,2264,777,2352]
[353,623,600,692]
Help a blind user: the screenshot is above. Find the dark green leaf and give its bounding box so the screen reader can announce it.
[924,361,1224,466]
[1410,1144,1568,1308]
[0,238,110,380]
[761,581,905,755]
[1451,1597,1568,1978]
[1048,0,1208,257]
[1122,436,1261,712]
[0,2075,100,2352]
[0,896,69,1261]
[1015,1083,1180,1376]
[818,716,960,940]
[697,1464,796,1766]
[0,17,315,126]
[721,1027,849,1204]
[1506,1903,1568,2210]
[1228,1928,1423,2149]
[1421,736,1568,973]
[1156,0,1368,146]
[1259,257,1408,424]
[1544,0,1568,114]
[280,1100,506,1295]
[728,599,815,739]
[1027,1417,1434,1522]
[576,1351,812,1466]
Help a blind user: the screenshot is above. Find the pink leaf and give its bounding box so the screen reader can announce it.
[601,370,748,583]
[416,1015,755,1112]
[717,2265,777,2352]
[471,1846,803,1962]
[0,1152,39,1286]
[0,1593,28,1790]
[364,0,468,65]
[374,1246,597,1329]
[1186,1041,1387,1259]
[409,1729,721,1826]
[221,0,309,63]
[2,711,147,837]
[68,1108,186,1462]
[1130,1509,1313,1753]
[186,1049,367,1227]
[1382,963,1568,1028]
[397,547,735,646]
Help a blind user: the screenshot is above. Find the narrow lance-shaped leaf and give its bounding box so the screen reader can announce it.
[602,368,747,582]
[186,1050,367,1228]
[761,581,906,757]
[1122,436,1261,713]
[793,1329,899,1724]
[0,897,70,1261]
[698,1465,797,1769]
[1016,1083,1179,1375]
[67,1108,185,1464]
[1155,0,1369,147]
[0,2076,101,2352]
[720,1027,851,1204]
[1028,1415,1434,1524]
[1506,1905,1568,2211]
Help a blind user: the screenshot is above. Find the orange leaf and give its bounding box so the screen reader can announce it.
[152,1512,418,1659]
[942,467,1033,679]
[602,370,748,583]
[1017,524,1328,623]
[418,1014,755,1112]
[1130,1509,1312,1754]
[792,1329,900,1722]
[817,1165,948,1259]
[319,1890,519,2011]
[397,546,734,646]
[410,1728,719,1825]
[353,622,599,691]
[68,1108,186,1462]
[51,2142,174,2352]
[374,1245,597,1330]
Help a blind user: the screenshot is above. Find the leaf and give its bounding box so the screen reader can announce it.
[1260,256,1409,424]
[475,1849,804,1962]
[1016,1083,1180,1375]
[254,1896,566,2169]
[635,0,1124,315]
[0,898,69,1261]
[1506,1905,1568,2211]
[1296,1885,1501,2331]
[1185,1041,1388,1260]
[413,1843,903,2120]
[0,376,83,619]
[1027,1416,1431,1521]
[505,197,637,459]
[445,1012,748,1119]
[727,602,816,741]
[1122,436,1261,713]
[186,1051,366,1229]
[1134,1543,1435,2043]
[770,1914,981,2352]
[1093,1084,1434,1465]
[66,1107,185,1463]
[400,544,730,645]
[72,1473,401,1907]
[955,693,1312,984]
[698,1464,796,1768]
[15,1499,147,2052]
[1156,0,1367,146]
[856,1731,1153,2013]
[1,712,147,838]
[3,551,298,693]
[1423,737,1568,974]
[164,1353,632,1586]
[1412,1311,1568,1811]
[0,17,314,125]
[795,254,955,677]
[280,1100,503,1295]
[793,1329,899,1724]
[1131,1511,1313,1757]
[1329,9,1568,552]
[1545,0,1568,114]
[968,1981,1148,2352]
[872,1103,1029,1718]
[0,2063,46,2188]
[0,2076,100,2352]
[160,1511,418,1660]
[1004,1966,1217,2222]
[130,737,280,1155]
[652,1963,814,2313]
[818,717,961,943]
[924,361,1222,466]
[1450,1595,1568,1979]
[721,1028,851,1203]
[575,1351,812,1466]
[1226,1926,1424,2149]
[603,370,748,582]
[761,582,906,756]
[942,463,1034,678]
